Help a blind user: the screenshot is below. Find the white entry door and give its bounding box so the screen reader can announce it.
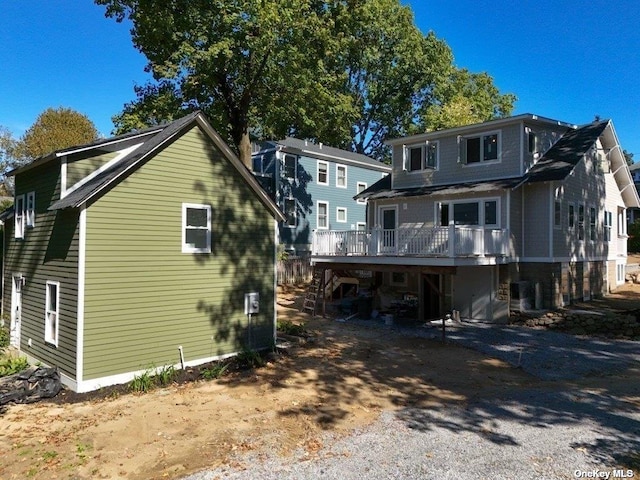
[10,275,22,348]
[379,206,397,253]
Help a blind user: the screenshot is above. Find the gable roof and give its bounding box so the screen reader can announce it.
[522,121,608,184]
[259,137,391,172]
[45,112,285,221]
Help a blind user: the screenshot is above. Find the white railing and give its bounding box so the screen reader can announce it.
[312,225,509,258]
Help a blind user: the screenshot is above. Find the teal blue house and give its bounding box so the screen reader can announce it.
[252,138,391,254]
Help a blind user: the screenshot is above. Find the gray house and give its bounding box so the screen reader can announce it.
[310,114,640,322]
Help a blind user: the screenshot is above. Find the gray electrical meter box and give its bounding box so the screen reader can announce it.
[244,292,259,314]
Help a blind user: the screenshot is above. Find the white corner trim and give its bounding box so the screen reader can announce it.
[76,205,87,385]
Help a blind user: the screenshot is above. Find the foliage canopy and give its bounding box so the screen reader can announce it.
[97,0,516,163]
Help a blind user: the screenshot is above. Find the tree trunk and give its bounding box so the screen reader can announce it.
[237,131,252,170]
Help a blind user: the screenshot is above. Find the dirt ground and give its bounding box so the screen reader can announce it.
[1,283,639,480]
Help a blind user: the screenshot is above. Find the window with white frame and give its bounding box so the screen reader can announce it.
[405,141,438,171]
[589,207,597,241]
[356,182,367,204]
[317,161,328,185]
[459,132,500,164]
[283,154,297,179]
[336,207,347,223]
[527,128,538,155]
[554,200,562,228]
[618,208,627,236]
[182,203,212,253]
[317,201,328,229]
[45,281,60,347]
[356,222,366,230]
[568,203,575,229]
[14,194,25,239]
[437,198,499,227]
[336,164,347,188]
[604,210,612,242]
[284,198,296,227]
[26,191,36,228]
[578,205,585,241]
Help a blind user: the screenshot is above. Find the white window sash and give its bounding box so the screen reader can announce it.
[182,203,212,253]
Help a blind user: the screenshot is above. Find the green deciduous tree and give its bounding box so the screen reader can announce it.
[13,107,98,161]
[0,126,17,195]
[97,0,516,164]
[419,69,517,132]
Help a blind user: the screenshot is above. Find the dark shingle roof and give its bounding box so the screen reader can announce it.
[523,121,608,183]
[355,175,522,201]
[50,112,202,210]
[46,112,285,221]
[268,137,391,172]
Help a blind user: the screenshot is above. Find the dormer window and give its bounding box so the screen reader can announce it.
[405,141,438,171]
[459,131,500,164]
[283,154,297,179]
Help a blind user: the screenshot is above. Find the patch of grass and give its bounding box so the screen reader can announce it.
[42,450,58,461]
[277,319,306,336]
[236,348,265,369]
[201,362,229,380]
[0,355,29,377]
[156,365,176,387]
[129,369,154,393]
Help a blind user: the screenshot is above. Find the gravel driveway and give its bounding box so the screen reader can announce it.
[183,322,640,480]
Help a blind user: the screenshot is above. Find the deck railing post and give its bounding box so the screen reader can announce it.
[448,223,455,257]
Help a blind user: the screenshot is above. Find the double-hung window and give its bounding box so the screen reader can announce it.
[182,203,212,253]
[356,182,367,204]
[283,154,297,180]
[589,207,597,241]
[26,191,36,228]
[406,141,438,171]
[604,211,612,242]
[578,205,585,241]
[284,198,296,227]
[554,200,562,228]
[45,281,60,347]
[317,201,329,229]
[336,164,347,188]
[317,161,328,185]
[460,132,500,164]
[568,204,575,229]
[14,194,25,239]
[336,207,347,223]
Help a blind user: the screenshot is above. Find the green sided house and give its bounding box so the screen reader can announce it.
[1,111,285,393]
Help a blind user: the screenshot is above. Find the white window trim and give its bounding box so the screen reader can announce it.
[317,201,329,229]
[14,194,25,239]
[182,203,212,254]
[356,222,366,230]
[317,161,329,186]
[435,197,501,228]
[604,210,612,242]
[554,200,562,230]
[283,197,297,228]
[460,130,502,166]
[283,153,297,180]
[356,182,367,204]
[26,191,36,228]
[404,141,439,172]
[336,206,347,223]
[336,164,347,188]
[45,280,60,347]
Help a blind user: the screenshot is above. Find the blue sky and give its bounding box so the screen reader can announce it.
[1,1,639,158]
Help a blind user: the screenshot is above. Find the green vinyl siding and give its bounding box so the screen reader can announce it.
[3,160,79,378]
[66,151,119,187]
[82,126,275,380]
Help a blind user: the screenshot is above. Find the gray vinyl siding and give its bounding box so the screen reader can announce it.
[3,160,79,378]
[82,125,275,380]
[509,188,523,257]
[66,151,119,187]
[522,183,551,257]
[552,152,611,259]
[392,123,525,189]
